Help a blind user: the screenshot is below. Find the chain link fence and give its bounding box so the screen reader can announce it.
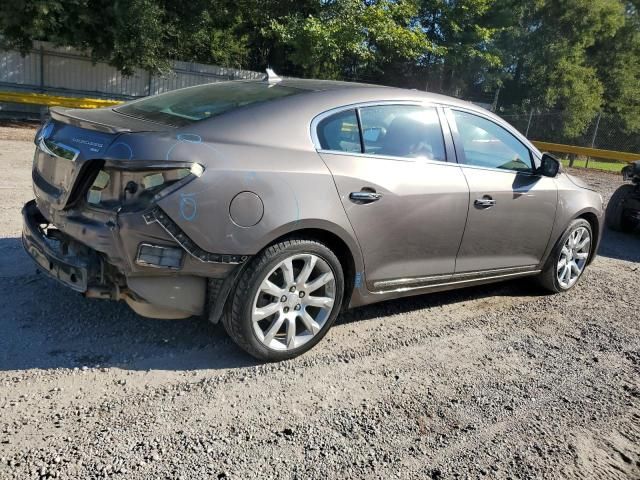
[500,111,640,156]
[0,41,263,120]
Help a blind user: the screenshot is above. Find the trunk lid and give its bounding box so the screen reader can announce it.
[33,107,172,211]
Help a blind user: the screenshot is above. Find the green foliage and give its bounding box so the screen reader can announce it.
[418,0,507,93]
[0,0,255,74]
[271,0,434,80]
[593,1,640,133]
[496,0,625,138]
[0,0,638,139]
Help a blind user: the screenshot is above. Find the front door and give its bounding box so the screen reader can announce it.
[315,104,470,290]
[447,109,557,273]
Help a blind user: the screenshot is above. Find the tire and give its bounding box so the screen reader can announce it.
[606,184,638,233]
[539,219,593,293]
[222,238,344,361]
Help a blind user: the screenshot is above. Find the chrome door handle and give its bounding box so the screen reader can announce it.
[350,191,383,203]
[474,197,496,208]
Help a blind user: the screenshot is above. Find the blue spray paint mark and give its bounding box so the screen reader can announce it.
[179,193,198,221]
[165,142,178,161]
[166,133,219,161]
[176,133,202,144]
[277,177,300,225]
[354,272,363,289]
[245,171,257,183]
[110,142,133,160]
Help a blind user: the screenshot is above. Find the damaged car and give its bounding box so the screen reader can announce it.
[23,76,604,361]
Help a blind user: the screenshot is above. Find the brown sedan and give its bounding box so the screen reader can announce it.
[22,77,604,360]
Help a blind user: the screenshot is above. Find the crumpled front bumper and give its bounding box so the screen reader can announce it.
[22,200,98,292]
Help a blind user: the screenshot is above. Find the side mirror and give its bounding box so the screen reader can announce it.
[538,153,560,177]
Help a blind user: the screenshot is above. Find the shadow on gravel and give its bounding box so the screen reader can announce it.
[597,228,640,263]
[340,277,544,326]
[0,237,258,372]
[0,226,636,373]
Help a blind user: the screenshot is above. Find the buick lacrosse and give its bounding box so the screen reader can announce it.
[23,75,603,360]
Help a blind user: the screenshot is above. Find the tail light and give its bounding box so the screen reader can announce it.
[85,162,204,210]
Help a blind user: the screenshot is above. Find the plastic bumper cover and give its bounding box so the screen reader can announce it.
[22,199,96,292]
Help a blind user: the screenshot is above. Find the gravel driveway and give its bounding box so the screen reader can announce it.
[0,133,638,479]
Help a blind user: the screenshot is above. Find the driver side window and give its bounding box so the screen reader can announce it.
[452,110,533,172]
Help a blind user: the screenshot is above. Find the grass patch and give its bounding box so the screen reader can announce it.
[559,157,627,173]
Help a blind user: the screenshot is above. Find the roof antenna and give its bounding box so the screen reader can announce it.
[264,68,282,85]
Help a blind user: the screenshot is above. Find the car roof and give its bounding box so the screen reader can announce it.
[258,78,476,109]
[273,78,378,91]
[187,78,540,159]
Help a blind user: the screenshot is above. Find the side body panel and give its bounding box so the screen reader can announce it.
[539,173,604,266]
[155,143,362,267]
[319,152,469,289]
[455,167,558,272]
[443,106,558,272]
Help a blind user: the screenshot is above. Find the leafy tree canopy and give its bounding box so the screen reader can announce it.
[0,0,638,137]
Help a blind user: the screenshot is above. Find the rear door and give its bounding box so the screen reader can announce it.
[446,108,557,273]
[315,104,470,291]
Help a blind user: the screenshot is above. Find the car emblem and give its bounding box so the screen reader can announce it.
[71,137,104,152]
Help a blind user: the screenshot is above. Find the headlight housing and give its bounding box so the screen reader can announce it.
[85,162,204,211]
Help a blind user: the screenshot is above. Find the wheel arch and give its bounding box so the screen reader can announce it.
[540,204,603,271]
[208,222,363,324]
[576,210,601,265]
[261,226,359,311]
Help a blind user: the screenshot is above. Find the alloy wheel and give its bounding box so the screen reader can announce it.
[557,226,591,289]
[251,254,336,351]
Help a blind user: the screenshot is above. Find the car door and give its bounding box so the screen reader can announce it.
[313,104,470,291]
[446,108,557,274]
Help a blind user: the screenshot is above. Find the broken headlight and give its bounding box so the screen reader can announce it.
[86,162,204,210]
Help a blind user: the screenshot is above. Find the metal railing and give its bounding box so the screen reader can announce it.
[0,91,122,109]
[501,111,640,163]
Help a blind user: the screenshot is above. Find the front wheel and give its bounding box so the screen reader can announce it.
[222,238,344,361]
[539,219,593,293]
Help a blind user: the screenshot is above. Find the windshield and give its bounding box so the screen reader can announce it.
[115,81,303,127]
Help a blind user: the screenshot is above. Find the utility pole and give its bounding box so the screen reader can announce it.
[525,109,534,138]
[491,87,501,113]
[586,112,602,169]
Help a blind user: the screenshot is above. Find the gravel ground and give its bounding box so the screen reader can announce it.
[0,138,638,479]
[0,124,38,142]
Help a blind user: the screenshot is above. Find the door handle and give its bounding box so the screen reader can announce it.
[349,190,383,203]
[474,196,496,208]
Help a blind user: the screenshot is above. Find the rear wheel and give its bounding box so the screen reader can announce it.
[606,184,638,233]
[222,238,344,361]
[539,219,592,293]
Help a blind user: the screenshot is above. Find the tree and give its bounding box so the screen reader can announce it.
[1,0,638,144]
[270,0,435,81]
[593,0,640,133]
[0,0,254,74]
[496,0,625,138]
[416,0,508,96]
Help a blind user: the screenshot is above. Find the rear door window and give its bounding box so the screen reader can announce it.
[316,109,361,153]
[358,105,446,161]
[316,105,447,160]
